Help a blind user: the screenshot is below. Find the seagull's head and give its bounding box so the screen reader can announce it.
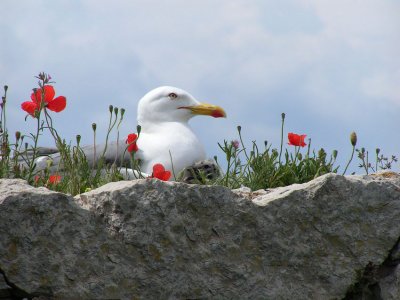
[137,86,226,126]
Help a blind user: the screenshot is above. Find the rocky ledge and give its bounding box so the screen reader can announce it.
[1,172,400,299]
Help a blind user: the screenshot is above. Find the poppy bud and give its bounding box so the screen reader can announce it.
[376,148,380,155]
[120,108,125,118]
[15,131,21,141]
[4,85,8,92]
[237,125,241,133]
[114,107,118,116]
[25,142,28,150]
[137,125,141,135]
[361,147,365,154]
[213,155,218,163]
[38,72,45,81]
[76,134,81,146]
[350,132,357,147]
[281,112,285,120]
[92,123,97,132]
[297,153,302,160]
[333,150,338,159]
[264,140,268,148]
[109,105,113,113]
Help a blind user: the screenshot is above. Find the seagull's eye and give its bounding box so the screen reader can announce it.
[168,93,178,99]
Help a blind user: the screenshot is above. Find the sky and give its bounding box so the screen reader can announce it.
[1,0,399,174]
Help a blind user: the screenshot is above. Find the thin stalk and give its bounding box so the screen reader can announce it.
[101,110,118,158]
[93,127,96,169]
[342,145,355,175]
[27,113,42,182]
[279,113,285,165]
[169,150,177,181]
[237,127,250,161]
[365,151,369,174]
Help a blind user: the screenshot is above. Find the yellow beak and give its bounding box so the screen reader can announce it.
[179,102,227,118]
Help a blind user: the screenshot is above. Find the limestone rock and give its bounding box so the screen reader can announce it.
[0,173,399,299]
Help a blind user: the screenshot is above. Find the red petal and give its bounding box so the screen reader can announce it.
[47,96,66,112]
[21,101,38,116]
[126,133,138,143]
[31,85,55,104]
[43,85,55,102]
[152,164,165,177]
[299,135,307,147]
[151,164,171,181]
[48,174,61,184]
[127,142,138,153]
[30,90,41,104]
[288,133,307,147]
[125,133,138,152]
[161,171,171,181]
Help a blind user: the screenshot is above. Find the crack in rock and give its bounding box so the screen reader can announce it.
[344,236,400,299]
[0,268,33,299]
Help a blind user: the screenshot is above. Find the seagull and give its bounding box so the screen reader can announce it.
[25,86,226,179]
[136,86,226,174]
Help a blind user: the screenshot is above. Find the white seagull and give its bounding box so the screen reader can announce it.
[30,86,226,179]
[136,86,226,174]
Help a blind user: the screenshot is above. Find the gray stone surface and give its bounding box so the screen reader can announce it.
[0,173,400,299]
[0,273,12,299]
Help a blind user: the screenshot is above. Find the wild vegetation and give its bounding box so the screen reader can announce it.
[1,73,397,195]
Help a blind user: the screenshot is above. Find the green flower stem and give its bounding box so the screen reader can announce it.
[93,126,97,169]
[169,150,177,181]
[237,127,250,162]
[101,108,118,158]
[293,146,299,165]
[27,111,42,182]
[279,113,285,165]
[342,145,355,175]
[364,151,369,174]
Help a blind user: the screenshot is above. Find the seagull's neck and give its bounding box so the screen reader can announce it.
[139,120,191,133]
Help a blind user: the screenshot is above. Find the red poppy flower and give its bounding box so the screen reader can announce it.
[21,85,66,117]
[288,133,307,147]
[149,163,171,181]
[126,133,139,153]
[48,174,61,185]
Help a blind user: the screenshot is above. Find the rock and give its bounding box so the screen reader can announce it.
[0,273,12,299]
[0,173,400,299]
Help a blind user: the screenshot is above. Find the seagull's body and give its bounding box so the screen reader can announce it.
[137,121,205,174]
[26,86,226,179]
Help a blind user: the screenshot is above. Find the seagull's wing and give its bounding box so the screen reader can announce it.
[22,140,144,173]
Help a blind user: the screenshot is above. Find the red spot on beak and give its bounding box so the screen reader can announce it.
[211,110,225,118]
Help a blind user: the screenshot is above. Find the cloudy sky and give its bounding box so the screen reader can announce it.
[1,0,399,173]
